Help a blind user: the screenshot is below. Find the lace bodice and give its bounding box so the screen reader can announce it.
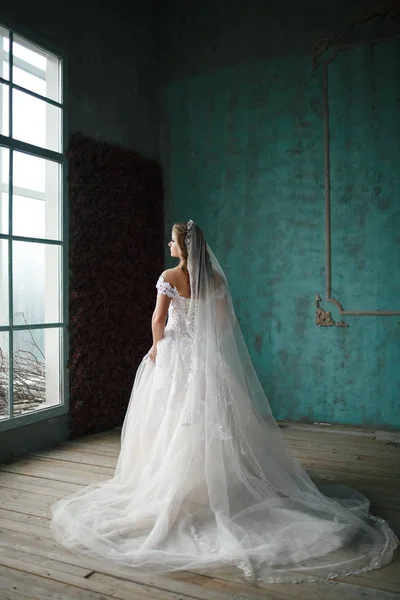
[156,275,192,338]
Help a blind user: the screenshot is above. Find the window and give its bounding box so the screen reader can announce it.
[0,22,68,431]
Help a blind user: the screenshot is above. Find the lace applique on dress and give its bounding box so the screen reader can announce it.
[156,275,179,299]
[153,274,236,442]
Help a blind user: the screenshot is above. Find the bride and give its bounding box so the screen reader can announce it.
[51,220,398,583]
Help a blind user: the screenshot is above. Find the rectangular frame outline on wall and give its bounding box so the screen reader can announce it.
[323,34,400,317]
[0,15,69,431]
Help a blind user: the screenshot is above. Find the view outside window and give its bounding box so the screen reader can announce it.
[0,25,65,423]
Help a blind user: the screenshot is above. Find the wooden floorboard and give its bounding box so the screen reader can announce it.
[0,423,399,600]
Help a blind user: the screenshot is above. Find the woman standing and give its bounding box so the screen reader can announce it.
[51,220,398,583]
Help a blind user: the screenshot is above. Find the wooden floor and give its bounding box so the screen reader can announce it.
[0,423,399,600]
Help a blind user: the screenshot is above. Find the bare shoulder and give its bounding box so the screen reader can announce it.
[162,267,190,298]
[161,268,180,285]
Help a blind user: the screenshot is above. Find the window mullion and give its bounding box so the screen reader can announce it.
[0,233,62,245]
[0,322,63,332]
[8,31,13,419]
[0,134,63,164]
[8,32,12,136]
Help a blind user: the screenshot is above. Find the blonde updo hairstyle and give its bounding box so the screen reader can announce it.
[172,222,189,273]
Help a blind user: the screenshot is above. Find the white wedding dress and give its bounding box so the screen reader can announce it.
[51,221,398,583]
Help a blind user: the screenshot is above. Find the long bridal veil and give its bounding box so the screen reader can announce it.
[51,220,398,583]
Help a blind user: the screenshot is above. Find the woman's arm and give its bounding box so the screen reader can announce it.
[148,293,170,361]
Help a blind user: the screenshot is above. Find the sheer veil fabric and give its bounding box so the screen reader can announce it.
[51,220,398,583]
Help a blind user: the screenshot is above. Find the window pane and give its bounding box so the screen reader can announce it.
[0,239,8,326]
[12,88,61,152]
[13,65,46,97]
[14,195,45,238]
[0,146,9,234]
[13,241,61,326]
[13,35,61,103]
[0,331,9,420]
[13,151,61,240]
[13,327,61,416]
[1,81,9,136]
[0,26,10,80]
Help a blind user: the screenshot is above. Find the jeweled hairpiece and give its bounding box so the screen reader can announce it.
[185,219,194,247]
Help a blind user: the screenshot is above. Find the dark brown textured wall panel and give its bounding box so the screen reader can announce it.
[68,134,163,438]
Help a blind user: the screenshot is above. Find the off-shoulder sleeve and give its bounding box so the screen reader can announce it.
[156,275,178,299]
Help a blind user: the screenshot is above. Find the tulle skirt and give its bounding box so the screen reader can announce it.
[50,332,398,583]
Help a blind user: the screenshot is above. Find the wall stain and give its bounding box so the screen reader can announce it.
[378,197,391,210]
[279,349,289,365]
[254,335,263,355]
[296,295,309,337]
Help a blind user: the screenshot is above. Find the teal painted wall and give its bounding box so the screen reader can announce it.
[163,39,400,428]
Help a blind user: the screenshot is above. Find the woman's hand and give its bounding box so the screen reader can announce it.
[148,345,157,362]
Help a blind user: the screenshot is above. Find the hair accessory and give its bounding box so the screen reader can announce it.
[185,220,194,247]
